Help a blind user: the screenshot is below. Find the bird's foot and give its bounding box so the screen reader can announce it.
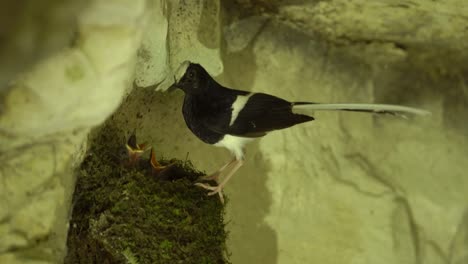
[199,172,221,182]
[199,159,236,182]
[194,182,225,204]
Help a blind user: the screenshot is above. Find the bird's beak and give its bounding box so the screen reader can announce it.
[168,83,178,93]
[167,75,179,93]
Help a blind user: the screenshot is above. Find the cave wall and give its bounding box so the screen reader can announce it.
[1,0,467,263]
[0,0,147,262]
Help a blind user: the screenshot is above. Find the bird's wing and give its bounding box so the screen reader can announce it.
[204,93,314,138]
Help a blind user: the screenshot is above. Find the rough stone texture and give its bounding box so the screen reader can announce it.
[280,1,468,51]
[0,0,89,90]
[135,0,224,91]
[1,0,468,263]
[218,1,468,263]
[0,0,148,263]
[167,0,223,77]
[134,0,169,88]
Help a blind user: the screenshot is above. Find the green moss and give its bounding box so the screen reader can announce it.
[65,121,229,264]
[122,247,139,264]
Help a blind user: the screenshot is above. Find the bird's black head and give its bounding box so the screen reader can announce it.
[172,62,211,94]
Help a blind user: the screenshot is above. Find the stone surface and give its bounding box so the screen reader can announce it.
[134,0,224,91]
[1,0,468,263]
[0,0,89,91]
[134,0,169,88]
[0,0,148,262]
[166,0,223,89]
[280,0,468,51]
[450,210,468,264]
[218,2,468,263]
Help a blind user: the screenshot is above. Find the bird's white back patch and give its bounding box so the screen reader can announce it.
[230,93,253,126]
[214,135,254,160]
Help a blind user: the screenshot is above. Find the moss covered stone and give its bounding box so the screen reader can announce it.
[65,121,229,264]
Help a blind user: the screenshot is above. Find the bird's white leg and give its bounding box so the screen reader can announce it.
[199,157,236,182]
[195,158,244,204]
[213,158,244,191]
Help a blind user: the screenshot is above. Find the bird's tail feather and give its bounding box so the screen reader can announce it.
[292,102,430,117]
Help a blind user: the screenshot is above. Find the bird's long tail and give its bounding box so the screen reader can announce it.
[292,102,430,117]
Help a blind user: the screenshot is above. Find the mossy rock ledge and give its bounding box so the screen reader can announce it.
[65,122,229,264]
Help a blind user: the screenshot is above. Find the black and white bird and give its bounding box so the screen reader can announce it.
[171,62,429,203]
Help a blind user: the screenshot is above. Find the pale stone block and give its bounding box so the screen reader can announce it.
[167,0,223,86]
[135,0,169,88]
[0,0,149,263]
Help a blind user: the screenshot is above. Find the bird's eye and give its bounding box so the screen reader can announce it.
[188,70,195,79]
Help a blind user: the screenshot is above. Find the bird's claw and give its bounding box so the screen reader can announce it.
[199,172,220,182]
[194,182,220,195]
[194,182,225,204]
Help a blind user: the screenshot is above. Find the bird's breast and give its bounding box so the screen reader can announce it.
[182,96,225,145]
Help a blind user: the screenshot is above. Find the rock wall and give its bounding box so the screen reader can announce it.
[0,0,148,263]
[221,2,468,263]
[1,0,467,263]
